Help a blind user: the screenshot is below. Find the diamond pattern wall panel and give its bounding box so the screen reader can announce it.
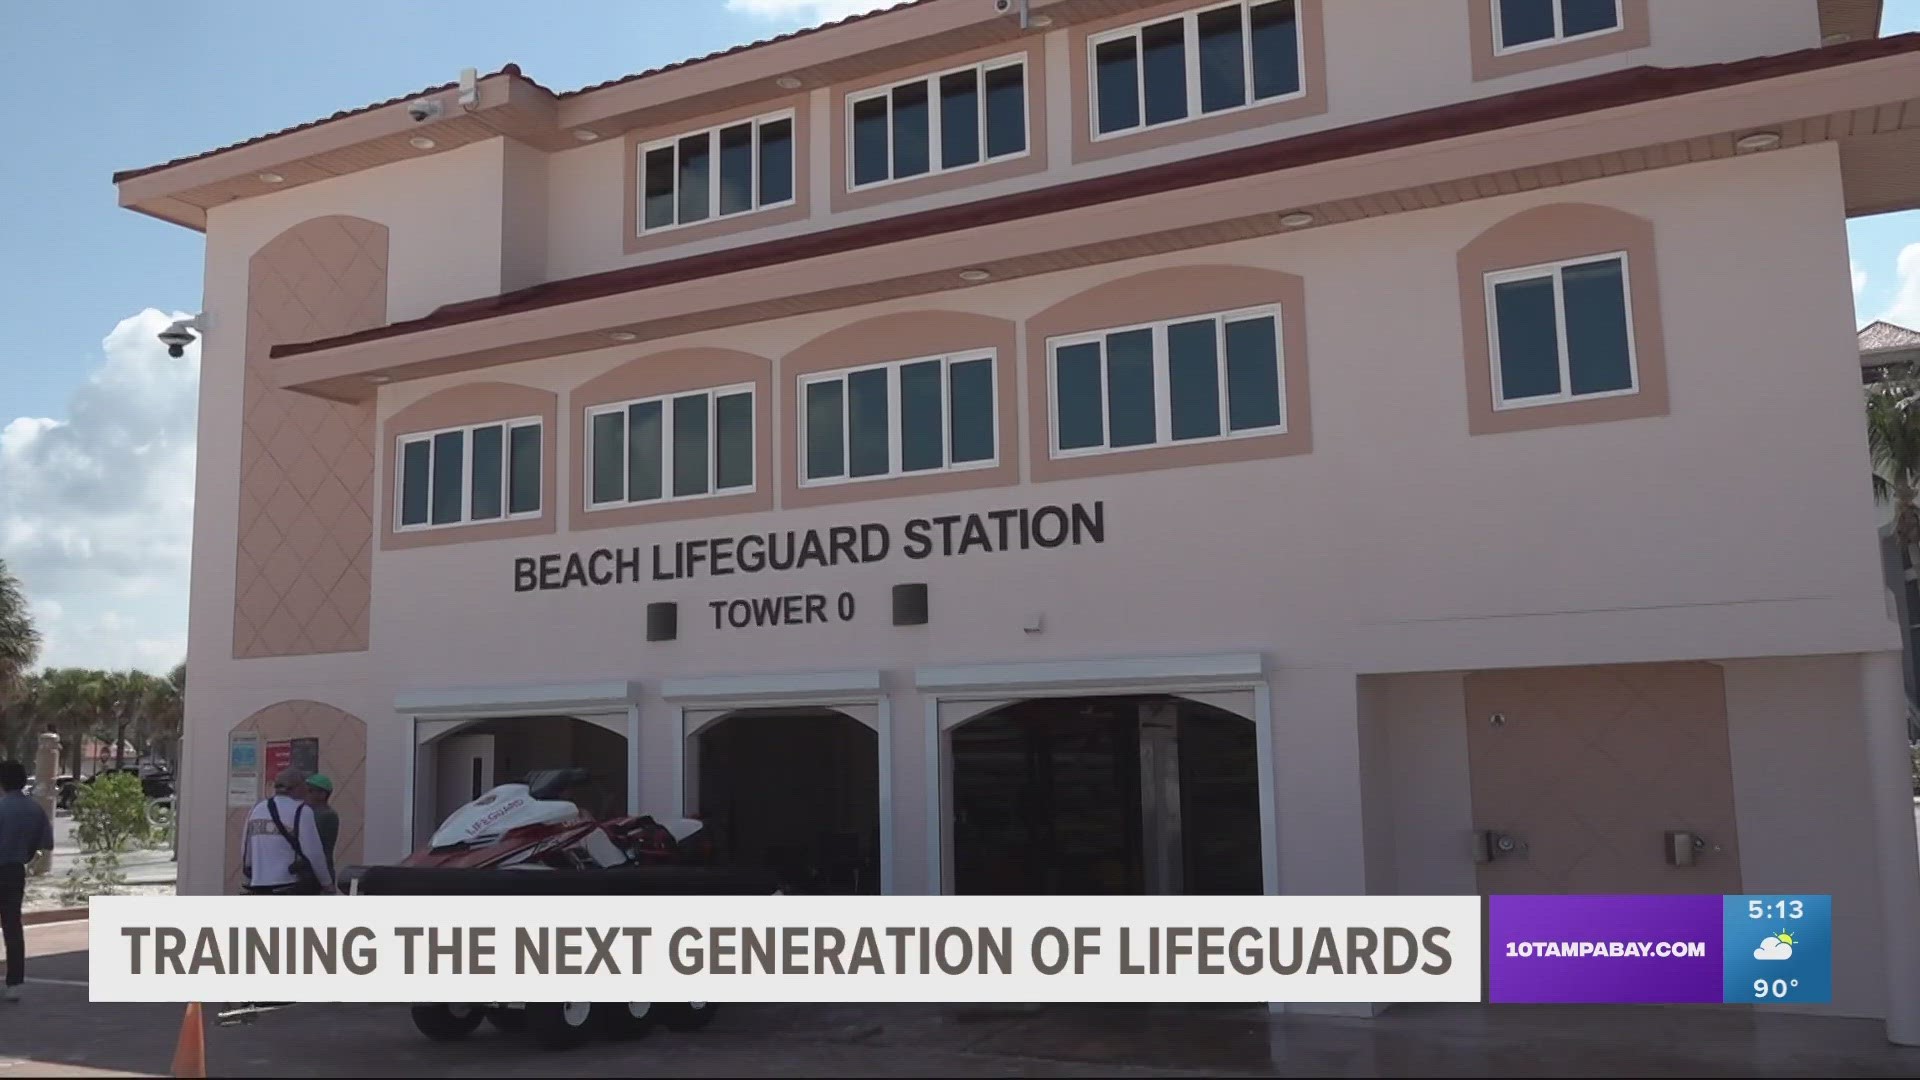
[224,700,368,892]
[235,216,386,659]
[1465,662,1743,895]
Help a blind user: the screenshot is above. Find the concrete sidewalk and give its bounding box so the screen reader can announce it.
[7,921,1920,1078]
[22,814,176,915]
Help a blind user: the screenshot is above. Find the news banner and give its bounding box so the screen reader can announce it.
[85,893,1830,1005]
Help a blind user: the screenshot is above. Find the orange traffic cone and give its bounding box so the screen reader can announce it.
[170,1001,206,1078]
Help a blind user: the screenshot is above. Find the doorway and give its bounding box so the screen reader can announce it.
[435,734,494,818]
[423,716,628,833]
[949,695,1261,895]
[695,707,880,894]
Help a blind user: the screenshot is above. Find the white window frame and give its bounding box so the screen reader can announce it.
[1087,0,1307,143]
[584,383,758,510]
[1046,305,1286,459]
[394,416,543,532]
[1483,252,1640,411]
[798,350,1000,487]
[846,54,1030,192]
[636,110,797,236]
[1491,0,1624,56]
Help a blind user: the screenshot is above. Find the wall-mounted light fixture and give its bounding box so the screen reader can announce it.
[893,583,929,626]
[647,601,678,642]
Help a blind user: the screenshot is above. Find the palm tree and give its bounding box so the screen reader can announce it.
[0,558,38,698]
[140,664,185,768]
[1867,373,1920,559]
[38,667,106,776]
[0,669,46,763]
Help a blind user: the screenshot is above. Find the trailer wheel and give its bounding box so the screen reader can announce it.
[486,1007,527,1033]
[659,1001,718,1032]
[410,1003,485,1041]
[525,1002,595,1049]
[593,1001,655,1040]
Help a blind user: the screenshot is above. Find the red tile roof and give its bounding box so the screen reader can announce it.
[272,31,1920,361]
[112,0,932,185]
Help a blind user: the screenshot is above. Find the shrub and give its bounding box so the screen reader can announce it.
[71,772,152,853]
[59,852,128,906]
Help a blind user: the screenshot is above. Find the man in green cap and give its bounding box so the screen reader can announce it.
[303,774,340,890]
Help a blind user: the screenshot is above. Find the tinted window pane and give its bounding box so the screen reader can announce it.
[1493,276,1562,400]
[1095,38,1141,134]
[715,392,754,491]
[949,357,995,464]
[852,96,889,185]
[627,401,663,502]
[1055,342,1104,450]
[642,146,675,230]
[400,440,430,526]
[891,80,930,179]
[591,411,626,504]
[1224,316,1283,431]
[718,123,754,216]
[508,424,540,514]
[1562,258,1634,395]
[1106,328,1157,448]
[848,368,892,477]
[984,63,1025,158]
[1497,0,1556,48]
[469,424,503,521]
[900,360,945,472]
[939,70,980,170]
[677,133,710,224]
[806,380,846,479]
[1250,1,1301,99]
[1168,319,1222,441]
[758,118,794,205]
[1561,0,1620,37]
[1197,5,1247,114]
[1141,19,1188,126]
[672,394,710,497]
[430,430,464,524]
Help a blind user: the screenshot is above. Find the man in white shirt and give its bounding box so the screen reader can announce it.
[241,768,333,894]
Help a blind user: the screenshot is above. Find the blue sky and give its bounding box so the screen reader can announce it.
[0,0,1916,670]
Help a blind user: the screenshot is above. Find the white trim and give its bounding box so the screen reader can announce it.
[584,383,756,510]
[637,108,797,236]
[877,695,894,895]
[660,669,884,706]
[924,696,942,895]
[917,652,1266,698]
[672,704,689,817]
[395,679,643,719]
[1046,305,1285,459]
[394,416,543,532]
[798,350,1000,486]
[1491,0,1624,57]
[1254,681,1279,895]
[1088,0,1308,143]
[1484,251,1640,411]
[625,703,641,816]
[846,53,1031,192]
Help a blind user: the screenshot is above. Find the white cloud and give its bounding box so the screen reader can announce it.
[1853,261,1867,298]
[0,308,197,673]
[1753,936,1793,961]
[724,0,896,27]
[1883,242,1920,331]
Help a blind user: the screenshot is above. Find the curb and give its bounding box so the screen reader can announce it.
[23,907,89,926]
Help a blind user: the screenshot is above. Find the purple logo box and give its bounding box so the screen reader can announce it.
[1489,895,1723,1003]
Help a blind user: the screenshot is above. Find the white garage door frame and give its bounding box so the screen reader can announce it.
[659,669,892,894]
[914,652,1276,897]
[394,679,645,851]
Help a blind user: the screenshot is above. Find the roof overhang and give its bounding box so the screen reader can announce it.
[264,35,1920,403]
[111,0,1889,231]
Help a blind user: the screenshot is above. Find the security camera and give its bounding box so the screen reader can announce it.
[406,98,443,123]
[158,316,203,359]
[993,0,1014,11]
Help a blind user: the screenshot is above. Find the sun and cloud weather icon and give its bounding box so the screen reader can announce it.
[1753,932,1796,961]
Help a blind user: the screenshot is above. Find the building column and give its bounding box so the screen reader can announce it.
[1270,663,1378,1018]
[1862,651,1920,1045]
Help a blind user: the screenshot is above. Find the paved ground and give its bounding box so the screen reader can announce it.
[21,814,177,914]
[7,922,1920,1078]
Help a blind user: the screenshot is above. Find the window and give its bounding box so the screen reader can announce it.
[586,386,756,507]
[1484,254,1636,409]
[396,418,541,530]
[639,112,795,234]
[849,56,1027,189]
[800,352,997,484]
[1049,307,1284,456]
[1493,0,1621,53]
[1091,0,1301,139]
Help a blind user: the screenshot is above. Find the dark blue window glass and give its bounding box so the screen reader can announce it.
[1168,319,1221,441]
[1197,6,1247,114]
[1141,20,1188,126]
[469,425,503,521]
[1494,276,1562,401]
[852,96,889,185]
[676,133,709,224]
[400,440,430,526]
[1498,0,1557,48]
[672,394,710,497]
[430,430,464,525]
[901,360,944,472]
[1561,0,1620,37]
[984,64,1025,158]
[1055,343,1104,450]
[939,70,980,169]
[948,358,995,464]
[891,81,930,179]
[591,412,625,504]
[626,401,662,502]
[806,381,845,479]
[508,424,540,515]
[1095,38,1140,134]
[718,123,754,216]
[715,392,754,491]
[1562,258,1633,395]
[642,147,674,230]
[1105,328,1157,448]
[1224,316,1283,431]
[848,368,892,477]
[758,118,793,205]
[1250,1,1301,99]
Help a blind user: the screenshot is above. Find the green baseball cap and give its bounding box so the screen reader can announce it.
[304,773,334,792]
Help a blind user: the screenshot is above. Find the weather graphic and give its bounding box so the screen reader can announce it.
[1753,932,1794,961]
